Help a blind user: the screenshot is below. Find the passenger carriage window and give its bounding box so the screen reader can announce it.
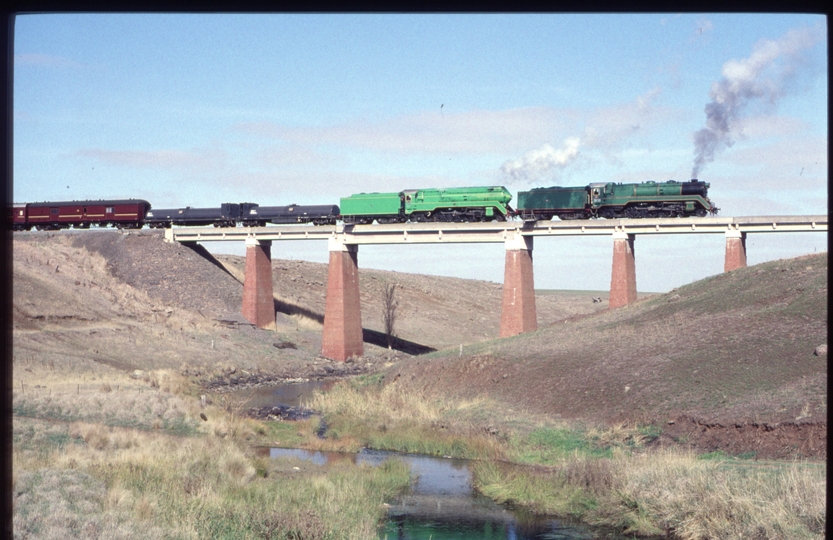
[106,207,114,213]
[51,208,58,214]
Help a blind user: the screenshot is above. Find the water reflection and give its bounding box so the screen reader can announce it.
[268,448,627,539]
[243,380,335,409]
[381,515,598,539]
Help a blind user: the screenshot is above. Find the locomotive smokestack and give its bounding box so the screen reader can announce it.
[690,26,819,178]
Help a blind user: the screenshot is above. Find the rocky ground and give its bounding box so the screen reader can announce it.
[11,229,827,459]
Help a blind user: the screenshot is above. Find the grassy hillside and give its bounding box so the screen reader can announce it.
[385,253,827,457]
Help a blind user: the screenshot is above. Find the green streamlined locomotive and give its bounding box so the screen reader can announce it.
[516,179,718,220]
[340,186,513,224]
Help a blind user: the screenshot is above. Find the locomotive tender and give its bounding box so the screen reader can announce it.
[10,179,718,231]
[251,204,341,226]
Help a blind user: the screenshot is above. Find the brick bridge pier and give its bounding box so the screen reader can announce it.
[239,230,758,361]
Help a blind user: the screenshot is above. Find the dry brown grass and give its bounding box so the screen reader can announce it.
[14,412,410,539]
[589,449,826,538]
[13,467,169,540]
[307,379,512,458]
[308,376,520,427]
[473,446,825,539]
[13,369,200,434]
[585,422,648,449]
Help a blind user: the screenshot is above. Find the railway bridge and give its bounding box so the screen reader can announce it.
[165,215,827,361]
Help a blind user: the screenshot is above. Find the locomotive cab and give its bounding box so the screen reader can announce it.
[588,182,608,207]
[401,190,418,203]
[400,190,419,215]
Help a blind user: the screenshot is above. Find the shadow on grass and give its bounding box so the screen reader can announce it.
[362,329,436,355]
[272,299,435,355]
[186,244,436,355]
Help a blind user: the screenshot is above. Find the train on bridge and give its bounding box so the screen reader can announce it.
[10,179,718,231]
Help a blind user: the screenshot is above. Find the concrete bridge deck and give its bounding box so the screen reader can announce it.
[165,215,826,244]
[163,215,827,361]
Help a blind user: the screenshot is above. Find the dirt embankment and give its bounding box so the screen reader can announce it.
[658,415,826,459]
[12,231,827,458]
[382,253,828,459]
[13,230,607,382]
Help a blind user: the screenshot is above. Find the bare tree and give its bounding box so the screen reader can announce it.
[382,282,398,349]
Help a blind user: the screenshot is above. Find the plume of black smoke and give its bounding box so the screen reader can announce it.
[691,26,819,178]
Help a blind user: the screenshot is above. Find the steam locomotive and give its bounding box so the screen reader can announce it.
[10,179,717,231]
[516,179,717,220]
[339,186,513,224]
[338,180,716,222]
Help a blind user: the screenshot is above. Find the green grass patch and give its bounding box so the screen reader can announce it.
[472,460,597,517]
[697,450,730,461]
[260,417,315,447]
[348,373,386,388]
[510,427,612,465]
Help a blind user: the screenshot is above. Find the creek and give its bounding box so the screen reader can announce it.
[241,382,631,539]
[268,447,629,539]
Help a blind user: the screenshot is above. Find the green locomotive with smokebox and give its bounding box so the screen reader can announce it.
[517,179,718,220]
[340,186,513,224]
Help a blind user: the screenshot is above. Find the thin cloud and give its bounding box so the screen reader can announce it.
[734,113,812,139]
[253,145,348,168]
[727,134,826,176]
[77,147,227,172]
[236,107,572,155]
[584,86,670,150]
[210,168,449,199]
[15,53,86,69]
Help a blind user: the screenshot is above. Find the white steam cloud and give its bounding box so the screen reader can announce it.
[500,137,581,183]
[691,26,820,178]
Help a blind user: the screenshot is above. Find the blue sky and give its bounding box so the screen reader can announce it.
[13,13,828,292]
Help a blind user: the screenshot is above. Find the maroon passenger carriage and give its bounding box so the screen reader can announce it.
[11,199,151,231]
